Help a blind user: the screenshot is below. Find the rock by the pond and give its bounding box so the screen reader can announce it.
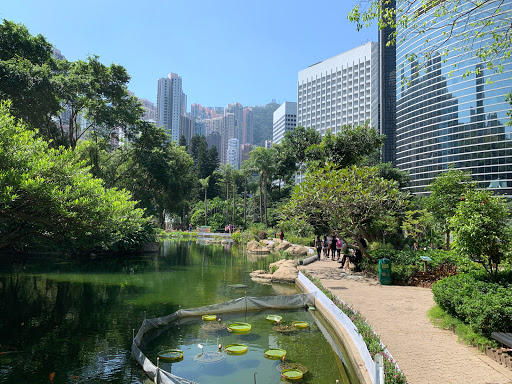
[261,239,277,250]
[247,240,270,254]
[271,259,299,283]
[250,269,272,282]
[275,241,292,251]
[284,245,309,256]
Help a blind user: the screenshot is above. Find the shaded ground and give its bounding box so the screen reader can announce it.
[299,259,512,384]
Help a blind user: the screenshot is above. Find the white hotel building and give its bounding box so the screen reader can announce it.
[272,102,297,144]
[297,42,379,135]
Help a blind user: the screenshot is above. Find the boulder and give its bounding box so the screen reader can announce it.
[247,240,270,254]
[275,241,292,251]
[271,263,299,283]
[284,245,309,256]
[250,269,272,283]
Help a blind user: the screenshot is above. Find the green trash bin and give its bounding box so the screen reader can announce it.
[378,258,392,285]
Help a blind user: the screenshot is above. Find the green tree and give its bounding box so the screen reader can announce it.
[198,176,210,226]
[280,126,321,174]
[219,164,234,227]
[349,0,512,78]
[401,209,434,244]
[427,168,476,250]
[0,20,61,134]
[0,102,152,252]
[282,164,409,259]
[248,146,277,228]
[0,20,146,150]
[451,189,511,276]
[54,56,144,150]
[306,124,385,169]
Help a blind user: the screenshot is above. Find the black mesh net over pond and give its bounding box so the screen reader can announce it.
[132,294,314,384]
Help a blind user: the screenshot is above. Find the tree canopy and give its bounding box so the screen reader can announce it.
[281,164,409,258]
[0,102,152,253]
[349,0,512,77]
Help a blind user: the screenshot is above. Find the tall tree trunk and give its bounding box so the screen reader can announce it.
[259,175,263,223]
[264,172,268,228]
[232,178,235,226]
[243,175,247,227]
[445,229,450,250]
[225,179,229,226]
[204,188,208,226]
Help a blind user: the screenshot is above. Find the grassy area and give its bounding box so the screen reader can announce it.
[427,305,498,351]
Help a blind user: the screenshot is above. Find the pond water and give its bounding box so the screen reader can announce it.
[0,241,358,384]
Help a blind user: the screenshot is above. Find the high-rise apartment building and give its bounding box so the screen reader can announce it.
[206,131,221,155]
[139,98,157,123]
[191,104,216,120]
[243,107,254,145]
[221,113,236,164]
[227,138,240,169]
[395,1,512,194]
[297,42,379,136]
[156,73,183,142]
[273,102,297,144]
[225,102,244,143]
[241,144,254,164]
[180,115,194,144]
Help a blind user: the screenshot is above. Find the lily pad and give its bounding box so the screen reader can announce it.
[264,348,286,360]
[202,314,217,321]
[291,321,308,329]
[266,315,282,323]
[158,349,183,362]
[227,322,251,333]
[225,344,248,355]
[281,368,303,381]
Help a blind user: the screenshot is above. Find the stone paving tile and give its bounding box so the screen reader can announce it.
[299,259,512,384]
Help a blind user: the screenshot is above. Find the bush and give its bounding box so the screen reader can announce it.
[432,272,512,336]
[258,230,268,240]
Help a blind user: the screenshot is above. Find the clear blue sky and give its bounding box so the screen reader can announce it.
[2,0,376,109]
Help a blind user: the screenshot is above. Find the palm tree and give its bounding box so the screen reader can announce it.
[249,147,277,228]
[198,176,210,225]
[219,164,233,227]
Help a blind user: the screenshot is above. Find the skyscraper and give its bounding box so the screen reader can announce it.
[379,0,396,165]
[227,138,240,169]
[225,102,244,143]
[156,73,183,142]
[221,113,236,164]
[243,107,253,145]
[273,102,297,144]
[298,42,380,136]
[395,2,512,194]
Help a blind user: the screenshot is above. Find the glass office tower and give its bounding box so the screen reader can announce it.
[395,1,512,194]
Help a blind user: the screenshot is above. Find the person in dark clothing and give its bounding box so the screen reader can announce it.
[330,235,338,260]
[314,235,322,259]
[353,235,367,265]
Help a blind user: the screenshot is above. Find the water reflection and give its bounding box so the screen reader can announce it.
[0,242,295,384]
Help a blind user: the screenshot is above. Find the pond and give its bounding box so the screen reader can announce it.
[0,241,359,384]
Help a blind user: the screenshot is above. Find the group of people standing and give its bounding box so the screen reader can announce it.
[314,234,367,270]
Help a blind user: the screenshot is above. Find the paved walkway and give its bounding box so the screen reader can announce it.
[299,258,512,384]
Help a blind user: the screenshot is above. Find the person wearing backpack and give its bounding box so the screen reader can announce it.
[336,237,343,260]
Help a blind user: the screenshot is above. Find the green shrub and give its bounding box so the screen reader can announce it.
[432,272,512,336]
